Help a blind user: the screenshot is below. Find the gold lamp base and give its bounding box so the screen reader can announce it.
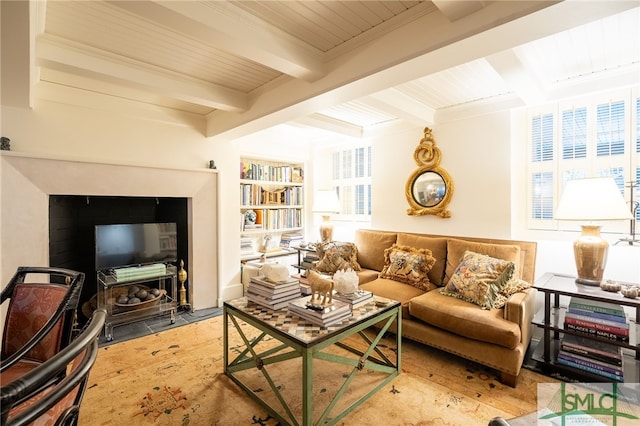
[319,215,333,243]
[573,225,609,286]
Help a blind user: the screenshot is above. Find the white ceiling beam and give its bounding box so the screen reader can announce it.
[367,89,436,126]
[486,50,547,106]
[108,0,325,82]
[292,114,363,138]
[431,0,486,22]
[36,35,248,112]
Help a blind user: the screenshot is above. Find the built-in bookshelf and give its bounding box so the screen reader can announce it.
[240,157,304,257]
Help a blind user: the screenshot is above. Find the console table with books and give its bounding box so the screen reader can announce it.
[223,296,401,426]
[532,272,639,383]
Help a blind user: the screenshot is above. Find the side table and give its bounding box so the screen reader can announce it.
[532,272,639,382]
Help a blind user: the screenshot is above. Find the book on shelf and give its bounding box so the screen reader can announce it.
[566,306,628,324]
[288,295,352,326]
[557,351,624,382]
[560,334,623,366]
[564,322,629,342]
[564,310,630,329]
[568,297,626,318]
[564,313,629,337]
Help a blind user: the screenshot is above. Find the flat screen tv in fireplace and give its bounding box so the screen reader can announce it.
[95,222,178,271]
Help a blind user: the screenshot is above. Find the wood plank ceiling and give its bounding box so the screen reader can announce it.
[15,1,640,141]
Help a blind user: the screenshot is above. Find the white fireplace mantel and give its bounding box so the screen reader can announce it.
[0,152,219,310]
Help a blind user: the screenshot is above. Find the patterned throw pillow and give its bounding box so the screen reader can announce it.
[493,277,533,309]
[379,244,437,290]
[315,241,361,274]
[441,250,515,309]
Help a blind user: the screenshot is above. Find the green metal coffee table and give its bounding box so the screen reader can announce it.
[223,297,401,426]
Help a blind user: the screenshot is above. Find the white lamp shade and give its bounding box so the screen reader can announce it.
[555,177,632,221]
[312,190,340,214]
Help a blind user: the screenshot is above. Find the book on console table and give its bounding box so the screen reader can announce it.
[560,334,623,366]
[564,322,629,342]
[568,297,626,320]
[557,351,624,382]
[288,296,352,326]
[564,312,629,339]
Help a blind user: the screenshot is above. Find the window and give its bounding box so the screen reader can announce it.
[526,88,639,233]
[330,143,372,219]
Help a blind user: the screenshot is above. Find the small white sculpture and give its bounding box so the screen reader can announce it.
[333,268,359,295]
[261,263,290,283]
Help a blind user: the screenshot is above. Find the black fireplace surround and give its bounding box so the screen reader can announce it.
[49,195,188,324]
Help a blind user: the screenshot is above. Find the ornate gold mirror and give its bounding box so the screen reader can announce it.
[406,127,454,218]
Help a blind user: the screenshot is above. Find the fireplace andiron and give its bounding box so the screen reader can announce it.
[178,259,190,310]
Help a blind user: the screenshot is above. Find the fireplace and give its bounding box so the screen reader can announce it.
[0,153,218,314]
[49,195,189,322]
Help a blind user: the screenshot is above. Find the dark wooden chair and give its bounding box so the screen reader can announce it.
[1,309,106,425]
[1,266,85,382]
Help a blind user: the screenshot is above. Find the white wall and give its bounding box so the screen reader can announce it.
[371,111,513,238]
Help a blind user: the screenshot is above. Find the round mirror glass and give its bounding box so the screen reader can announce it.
[412,171,446,207]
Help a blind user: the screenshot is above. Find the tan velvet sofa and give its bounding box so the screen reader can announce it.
[353,229,537,387]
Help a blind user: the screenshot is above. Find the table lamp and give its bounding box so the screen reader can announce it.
[312,190,340,243]
[555,177,632,286]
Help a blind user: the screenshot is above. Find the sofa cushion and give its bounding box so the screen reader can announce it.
[409,290,521,349]
[379,244,436,291]
[441,250,515,309]
[359,278,425,319]
[315,241,361,274]
[396,234,448,286]
[357,268,381,285]
[444,239,521,285]
[354,230,397,271]
[493,278,533,309]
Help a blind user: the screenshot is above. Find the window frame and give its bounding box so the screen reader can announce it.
[525,87,638,235]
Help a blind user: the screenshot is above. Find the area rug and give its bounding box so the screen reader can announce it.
[79,315,559,425]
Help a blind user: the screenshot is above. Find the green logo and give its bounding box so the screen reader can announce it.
[539,383,639,425]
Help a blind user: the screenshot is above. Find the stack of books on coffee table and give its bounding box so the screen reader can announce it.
[557,296,627,381]
[288,296,352,327]
[246,275,301,310]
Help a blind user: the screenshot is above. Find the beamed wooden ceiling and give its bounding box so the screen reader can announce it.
[3,1,639,142]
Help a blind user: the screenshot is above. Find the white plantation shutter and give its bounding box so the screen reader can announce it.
[531,114,554,163]
[329,143,372,220]
[596,100,625,157]
[526,88,638,234]
[332,152,340,179]
[531,172,554,220]
[528,110,556,229]
[562,108,587,160]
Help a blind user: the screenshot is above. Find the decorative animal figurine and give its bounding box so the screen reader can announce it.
[307,270,334,306]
